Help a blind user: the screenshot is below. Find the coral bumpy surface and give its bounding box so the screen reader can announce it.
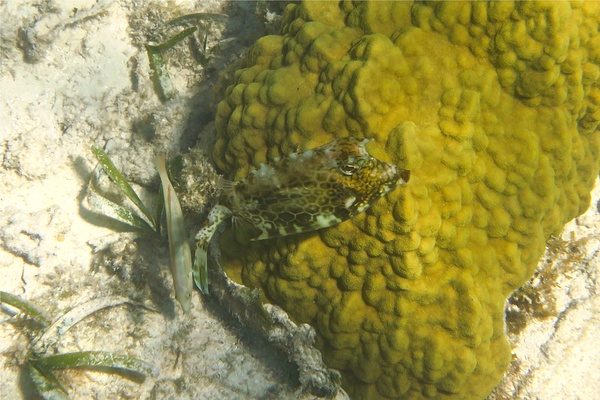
[212,2,600,399]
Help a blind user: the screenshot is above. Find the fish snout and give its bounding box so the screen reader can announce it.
[384,163,410,187]
[397,169,410,186]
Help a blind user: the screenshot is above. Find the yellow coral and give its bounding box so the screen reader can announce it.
[213,2,600,399]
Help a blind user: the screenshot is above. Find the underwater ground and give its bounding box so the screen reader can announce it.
[1,1,599,399]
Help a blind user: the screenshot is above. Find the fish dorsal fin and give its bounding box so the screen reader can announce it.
[216,176,236,193]
[231,215,263,242]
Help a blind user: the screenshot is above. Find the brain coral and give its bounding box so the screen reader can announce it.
[211,2,600,399]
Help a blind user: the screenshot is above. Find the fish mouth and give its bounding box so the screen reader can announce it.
[397,169,410,185]
[384,164,410,186]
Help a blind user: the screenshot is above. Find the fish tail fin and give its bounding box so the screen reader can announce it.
[193,205,232,294]
[193,242,209,294]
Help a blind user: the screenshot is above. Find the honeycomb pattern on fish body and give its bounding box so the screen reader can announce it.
[222,137,409,240]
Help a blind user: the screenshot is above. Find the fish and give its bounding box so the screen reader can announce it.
[193,137,410,294]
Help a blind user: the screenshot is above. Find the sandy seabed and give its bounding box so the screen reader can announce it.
[1,1,599,399]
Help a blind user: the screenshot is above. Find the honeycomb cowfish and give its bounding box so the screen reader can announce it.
[193,137,410,293]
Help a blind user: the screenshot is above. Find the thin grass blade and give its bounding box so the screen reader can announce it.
[84,188,155,232]
[147,26,197,51]
[155,185,165,236]
[156,156,193,311]
[1,291,50,327]
[27,360,70,400]
[91,147,157,230]
[166,13,228,27]
[146,45,176,101]
[84,189,156,232]
[33,351,156,377]
[33,296,156,353]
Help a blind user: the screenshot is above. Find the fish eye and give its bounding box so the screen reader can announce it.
[340,162,360,175]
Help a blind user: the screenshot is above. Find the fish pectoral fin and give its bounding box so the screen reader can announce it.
[232,216,264,242]
[193,205,232,294]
